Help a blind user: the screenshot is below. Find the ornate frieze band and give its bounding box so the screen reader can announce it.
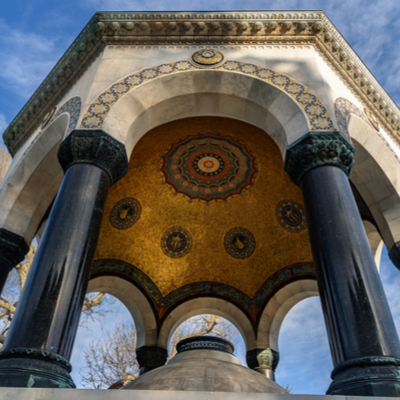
[57,129,128,185]
[284,131,355,186]
[80,60,333,131]
[91,259,315,328]
[4,11,400,158]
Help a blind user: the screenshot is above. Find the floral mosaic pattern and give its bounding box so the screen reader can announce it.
[80,60,333,131]
[161,134,257,202]
[51,96,82,136]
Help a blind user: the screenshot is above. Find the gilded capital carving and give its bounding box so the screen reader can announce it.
[246,348,280,371]
[284,131,355,187]
[57,129,128,186]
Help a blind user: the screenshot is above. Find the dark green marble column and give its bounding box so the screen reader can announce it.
[0,130,128,388]
[0,229,29,296]
[285,131,400,397]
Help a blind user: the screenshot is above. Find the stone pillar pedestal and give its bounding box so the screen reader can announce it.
[285,131,400,397]
[136,346,168,375]
[0,130,128,388]
[0,229,29,296]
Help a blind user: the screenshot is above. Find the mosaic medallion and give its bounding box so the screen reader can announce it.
[277,201,306,231]
[110,198,141,229]
[364,107,380,132]
[161,134,257,202]
[162,227,192,258]
[224,227,256,259]
[192,49,224,65]
[41,107,57,129]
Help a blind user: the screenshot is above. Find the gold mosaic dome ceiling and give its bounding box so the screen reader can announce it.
[93,117,314,324]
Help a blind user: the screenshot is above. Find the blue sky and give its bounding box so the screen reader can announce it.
[2,0,400,395]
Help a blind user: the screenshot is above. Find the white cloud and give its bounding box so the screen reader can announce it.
[0,114,7,134]
[0,20,62,99]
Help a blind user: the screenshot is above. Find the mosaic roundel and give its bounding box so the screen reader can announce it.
[41,107,57,129]
[162,227,192,258]
[192,49,224,65]
[224,227,256,259]
[277,201,306,232]
[364,107,380,132]
[110,197,142,229]
[161,134,257,202]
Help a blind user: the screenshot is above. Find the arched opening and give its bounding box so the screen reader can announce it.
[70,290,138,389]
[0,114,68,243]
[276,297,332,395]
[168,313,246,364]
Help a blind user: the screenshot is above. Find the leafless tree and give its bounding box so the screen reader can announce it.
[80,314,239,390]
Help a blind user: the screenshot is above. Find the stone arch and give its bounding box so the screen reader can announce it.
[158,297,256,352]
[257,280,319,351]
[87,275,158,348]
[334,97,368,140]
[348,114,400,249]
[80,60,333,158]
[51,96,82,138]
[0,114,69,243]
[363,220,384,271]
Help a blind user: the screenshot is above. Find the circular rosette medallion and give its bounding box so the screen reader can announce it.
[277,201,306,231]
[224,227,256,259]
[192,49,224,65]
[162,227,192,258]
[41,107,57,129]
[161,134,257,201]
[364,107,380,132]
[110,198,142,229]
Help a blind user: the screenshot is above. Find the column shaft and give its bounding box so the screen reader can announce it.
[302,166,400,365]
[2,164,110,358]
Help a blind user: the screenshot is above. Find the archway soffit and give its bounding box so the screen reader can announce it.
[80,60,334,133]
[91,259,316,332]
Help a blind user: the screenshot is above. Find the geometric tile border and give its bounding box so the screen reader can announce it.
[335,96,400,163]
[80,60,334,131]
[91,259,315,329]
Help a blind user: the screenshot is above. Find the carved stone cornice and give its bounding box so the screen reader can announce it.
[284,131,355,186]
[3,11,400,157]
[57,129,128,185]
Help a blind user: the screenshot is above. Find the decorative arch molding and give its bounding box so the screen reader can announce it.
[49,96,82,138]
[87,276,158,347]
[158,297,256,352]
[0,114,68,242]
[80,60,333,134]
[91,260,315,333]
[335,97,400,164]
[257,279,319,351]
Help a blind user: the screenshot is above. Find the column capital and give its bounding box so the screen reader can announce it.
[389,241,400,270]
[136,346,168,375]
[284,131,355,186]
[246,348,279,371]
[57,129,128,185]
[0,229,29,271]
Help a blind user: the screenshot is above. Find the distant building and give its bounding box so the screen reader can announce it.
[0,10,400,399]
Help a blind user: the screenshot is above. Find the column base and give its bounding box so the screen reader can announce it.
[328,356,400,397]
[0,348,75,388]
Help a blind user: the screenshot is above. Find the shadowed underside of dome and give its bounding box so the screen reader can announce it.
[123,337,287,393]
